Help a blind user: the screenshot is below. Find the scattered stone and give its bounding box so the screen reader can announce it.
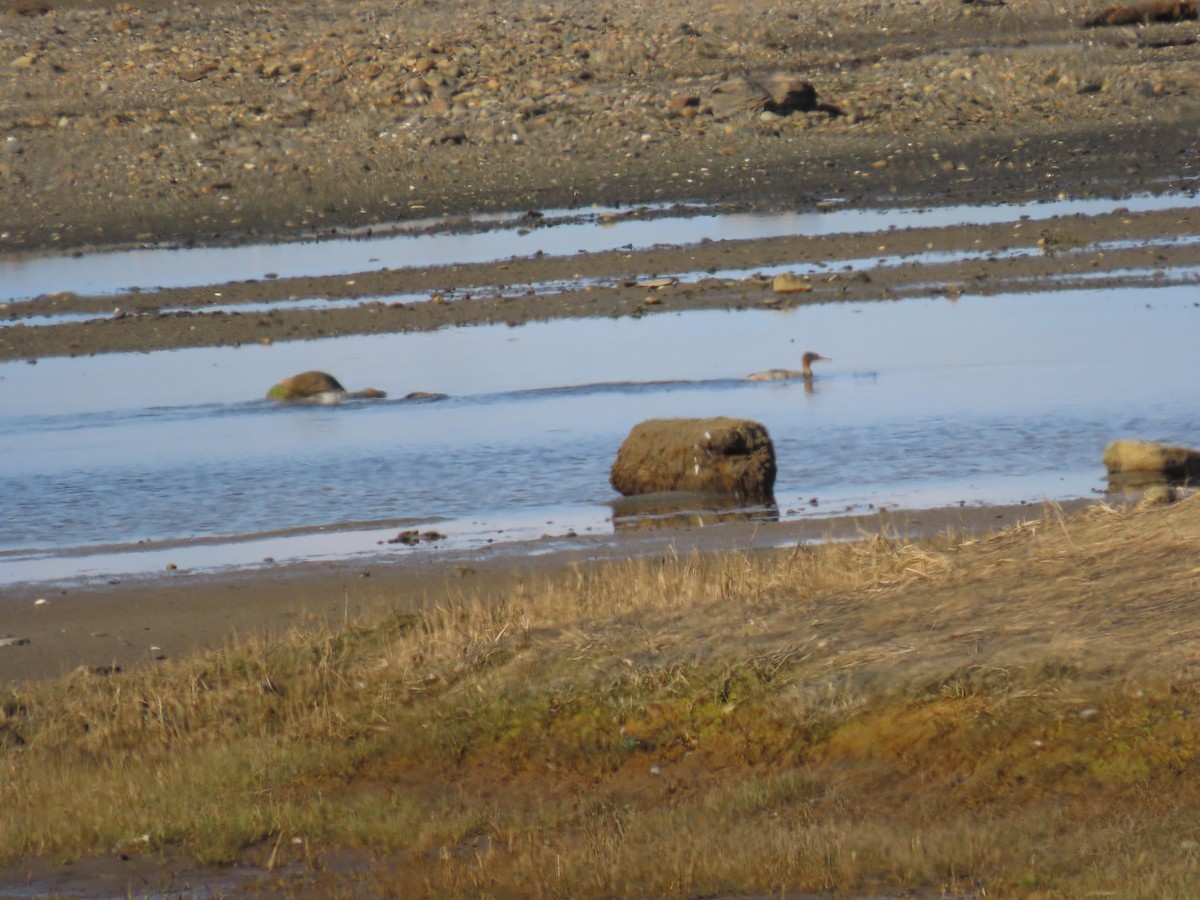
[610,417,777,503]
[763,76,818,115]
[0,637,30,648]
[387,529,446,545]
[707,73,836,121]
[667,94,700,113]
[1084,0,1197,25]
[6,1,50,15]
[708,77,770,120]
[179,62,218,82]
[772,273,814,294]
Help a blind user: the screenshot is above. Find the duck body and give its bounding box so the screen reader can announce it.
[745,368,800,382]
[746,352,830,382]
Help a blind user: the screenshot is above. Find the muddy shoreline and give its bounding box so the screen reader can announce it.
[0,498,1098,684]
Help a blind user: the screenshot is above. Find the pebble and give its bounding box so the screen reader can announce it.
[772,273,814,294]
[1,0,1195,263]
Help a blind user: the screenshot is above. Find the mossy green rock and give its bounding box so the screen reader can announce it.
[267,371,346,400]
[610,417,776,503]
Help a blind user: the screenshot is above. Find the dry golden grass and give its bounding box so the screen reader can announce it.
[4,496,1200,896]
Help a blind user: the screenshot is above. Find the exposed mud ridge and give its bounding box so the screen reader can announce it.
[4,199,1198,360]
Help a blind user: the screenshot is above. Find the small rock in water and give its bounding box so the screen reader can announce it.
[772,273,814,294]
[387,529,446,545]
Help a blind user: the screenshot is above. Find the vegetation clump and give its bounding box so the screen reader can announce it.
[4,498,1200,896]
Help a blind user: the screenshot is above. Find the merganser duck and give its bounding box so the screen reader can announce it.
[745,351,831,382]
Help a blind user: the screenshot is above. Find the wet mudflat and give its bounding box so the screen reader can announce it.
[2,211,1198,586]
[1,191,1194,303]
[2,189,1199,590]
[3,188,1198,364]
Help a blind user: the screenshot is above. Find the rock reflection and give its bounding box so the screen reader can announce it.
[1105,472,1189,504]
[610,491,779,533]
[1103,438,1200,503]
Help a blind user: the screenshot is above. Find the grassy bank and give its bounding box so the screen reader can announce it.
[3,497,1200,896]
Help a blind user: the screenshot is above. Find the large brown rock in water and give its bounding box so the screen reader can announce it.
[610,417,776,503]
[1103,439,1200,481]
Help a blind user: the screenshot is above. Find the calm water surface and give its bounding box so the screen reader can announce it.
[2,282,1197,587]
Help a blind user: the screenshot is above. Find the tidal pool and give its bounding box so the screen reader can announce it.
[1,190,1194,302]
[2,280,1197,587]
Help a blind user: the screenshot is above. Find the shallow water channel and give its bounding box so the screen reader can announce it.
[1,191,1194,303]
[3,283,1199,588]
[2,193,1199,589]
